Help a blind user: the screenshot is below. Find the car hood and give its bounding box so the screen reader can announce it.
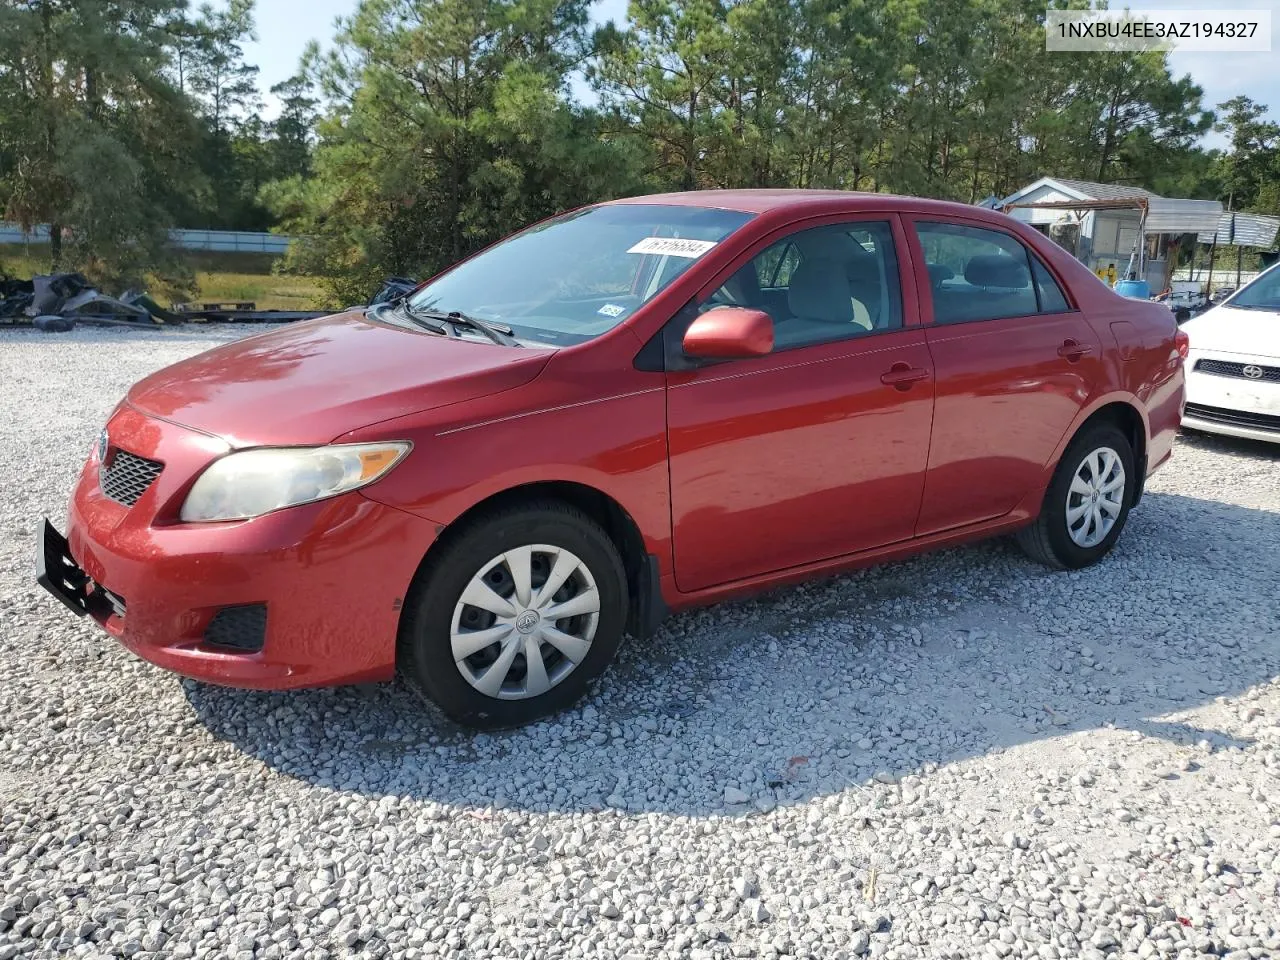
[1183,305,1280,360]
[126,311,553,446]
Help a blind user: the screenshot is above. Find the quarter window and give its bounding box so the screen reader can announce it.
[703,221,902,351]
[916,222,1070,324]
[1031,257,1071,313]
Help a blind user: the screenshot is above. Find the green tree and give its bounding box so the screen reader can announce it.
[1078,52,1213,184]
[269,71,319,180]
[788,0,907,191]
[0,0,201,289]
[267,0,643,306]
[697,0,798,189]
[186,0,260,135]
[1213,96,1280,214]
[178,0,271,229]
[591,0,732,190]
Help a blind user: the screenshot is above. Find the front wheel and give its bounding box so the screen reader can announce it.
[1016,422,1136,570]
[399,502,629,728]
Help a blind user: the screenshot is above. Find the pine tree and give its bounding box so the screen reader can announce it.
[591,0,732,190]
[1214,96,1280,214]
[187,0,260,135]
[265,0,643,306]
[269,72,319,180]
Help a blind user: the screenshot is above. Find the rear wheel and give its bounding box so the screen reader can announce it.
[1016,422,1136,570]
[399,502,628,728]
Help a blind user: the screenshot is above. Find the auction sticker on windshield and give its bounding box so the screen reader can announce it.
[627,237,719,258]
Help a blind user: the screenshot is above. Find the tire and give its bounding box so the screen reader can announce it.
[1015,422,1136,570]
[399,501,629,729]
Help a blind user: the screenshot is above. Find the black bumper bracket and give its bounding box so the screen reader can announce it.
[35,518,113,619]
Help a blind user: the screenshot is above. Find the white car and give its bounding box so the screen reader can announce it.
[1180,263,1280,444]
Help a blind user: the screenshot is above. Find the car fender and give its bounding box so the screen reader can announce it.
[1052,390,1151,463]
[1012,390,1152,520]
[344,378,674,574]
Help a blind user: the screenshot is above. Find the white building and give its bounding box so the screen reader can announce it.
[999,177,1222,292]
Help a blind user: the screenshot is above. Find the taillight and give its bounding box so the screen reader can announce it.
[1174,329,1189,360]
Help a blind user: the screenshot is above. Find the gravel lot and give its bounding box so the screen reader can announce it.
[1,325,1278,960]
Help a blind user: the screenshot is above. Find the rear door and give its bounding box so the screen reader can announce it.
[665,214,935,592]
[905,216,1102,535]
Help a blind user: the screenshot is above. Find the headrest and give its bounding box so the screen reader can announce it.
[788,258,853,324]
[964,254,1029,289]
[722,262,761,306]
[926,263,954,286]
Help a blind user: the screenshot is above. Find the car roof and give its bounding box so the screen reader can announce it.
[606,188,996,219]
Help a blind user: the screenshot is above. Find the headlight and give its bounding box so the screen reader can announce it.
[180,442,411,522]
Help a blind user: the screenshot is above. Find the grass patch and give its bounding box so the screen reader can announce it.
[0,244,52,283]
[1,244,324,311]
[189,271,323,311]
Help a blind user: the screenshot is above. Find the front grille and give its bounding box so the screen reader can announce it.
[204,605,267,652]
[1195,358,1280,382]
[1184,402,1280,433]
[100,449,163,506]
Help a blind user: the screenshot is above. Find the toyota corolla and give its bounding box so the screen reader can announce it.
[38,191,1187,727]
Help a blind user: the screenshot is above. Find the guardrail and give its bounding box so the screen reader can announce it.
[0,224,293,255]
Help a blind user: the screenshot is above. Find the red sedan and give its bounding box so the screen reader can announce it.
[38,190,1187,727]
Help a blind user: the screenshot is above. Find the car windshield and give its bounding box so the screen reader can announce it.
[1228,265,1280,311]
[405,204,753,346]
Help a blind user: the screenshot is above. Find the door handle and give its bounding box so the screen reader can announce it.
[1057,339,1093,362]
[880,363,930,390]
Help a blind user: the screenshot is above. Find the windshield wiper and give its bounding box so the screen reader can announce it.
[406,306,521,346]
[369,299,451,336]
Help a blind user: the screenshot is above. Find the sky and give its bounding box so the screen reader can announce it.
[244,0,1279,152]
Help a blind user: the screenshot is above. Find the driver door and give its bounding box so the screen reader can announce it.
[665,215,935,593]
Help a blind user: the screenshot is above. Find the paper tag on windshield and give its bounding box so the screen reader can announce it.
[627,237,718,259]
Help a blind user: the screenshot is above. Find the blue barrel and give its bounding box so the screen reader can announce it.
[1113,278,1151,299]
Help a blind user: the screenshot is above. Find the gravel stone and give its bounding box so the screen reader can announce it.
[1,326,1279,959]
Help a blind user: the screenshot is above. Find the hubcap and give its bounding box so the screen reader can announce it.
[1065,446,1125,548]
[450,544,600,701]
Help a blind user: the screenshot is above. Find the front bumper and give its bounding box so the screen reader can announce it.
[38,403,439,689]
[1183,350,1280,444]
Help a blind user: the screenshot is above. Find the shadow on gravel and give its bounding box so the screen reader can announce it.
[184,489,1280,816]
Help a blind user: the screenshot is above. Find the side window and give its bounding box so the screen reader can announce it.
[915,222,1038,324]
[1031,257,1071,313]
[705,221,902,351]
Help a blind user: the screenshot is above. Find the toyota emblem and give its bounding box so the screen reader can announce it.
[1242,364,1264,379]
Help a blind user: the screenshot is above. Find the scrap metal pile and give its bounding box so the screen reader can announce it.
[1,274,416,331]
[0,275,33,321]
[0,272,184,331]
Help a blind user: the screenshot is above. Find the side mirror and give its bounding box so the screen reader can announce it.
[682,307,774,360]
